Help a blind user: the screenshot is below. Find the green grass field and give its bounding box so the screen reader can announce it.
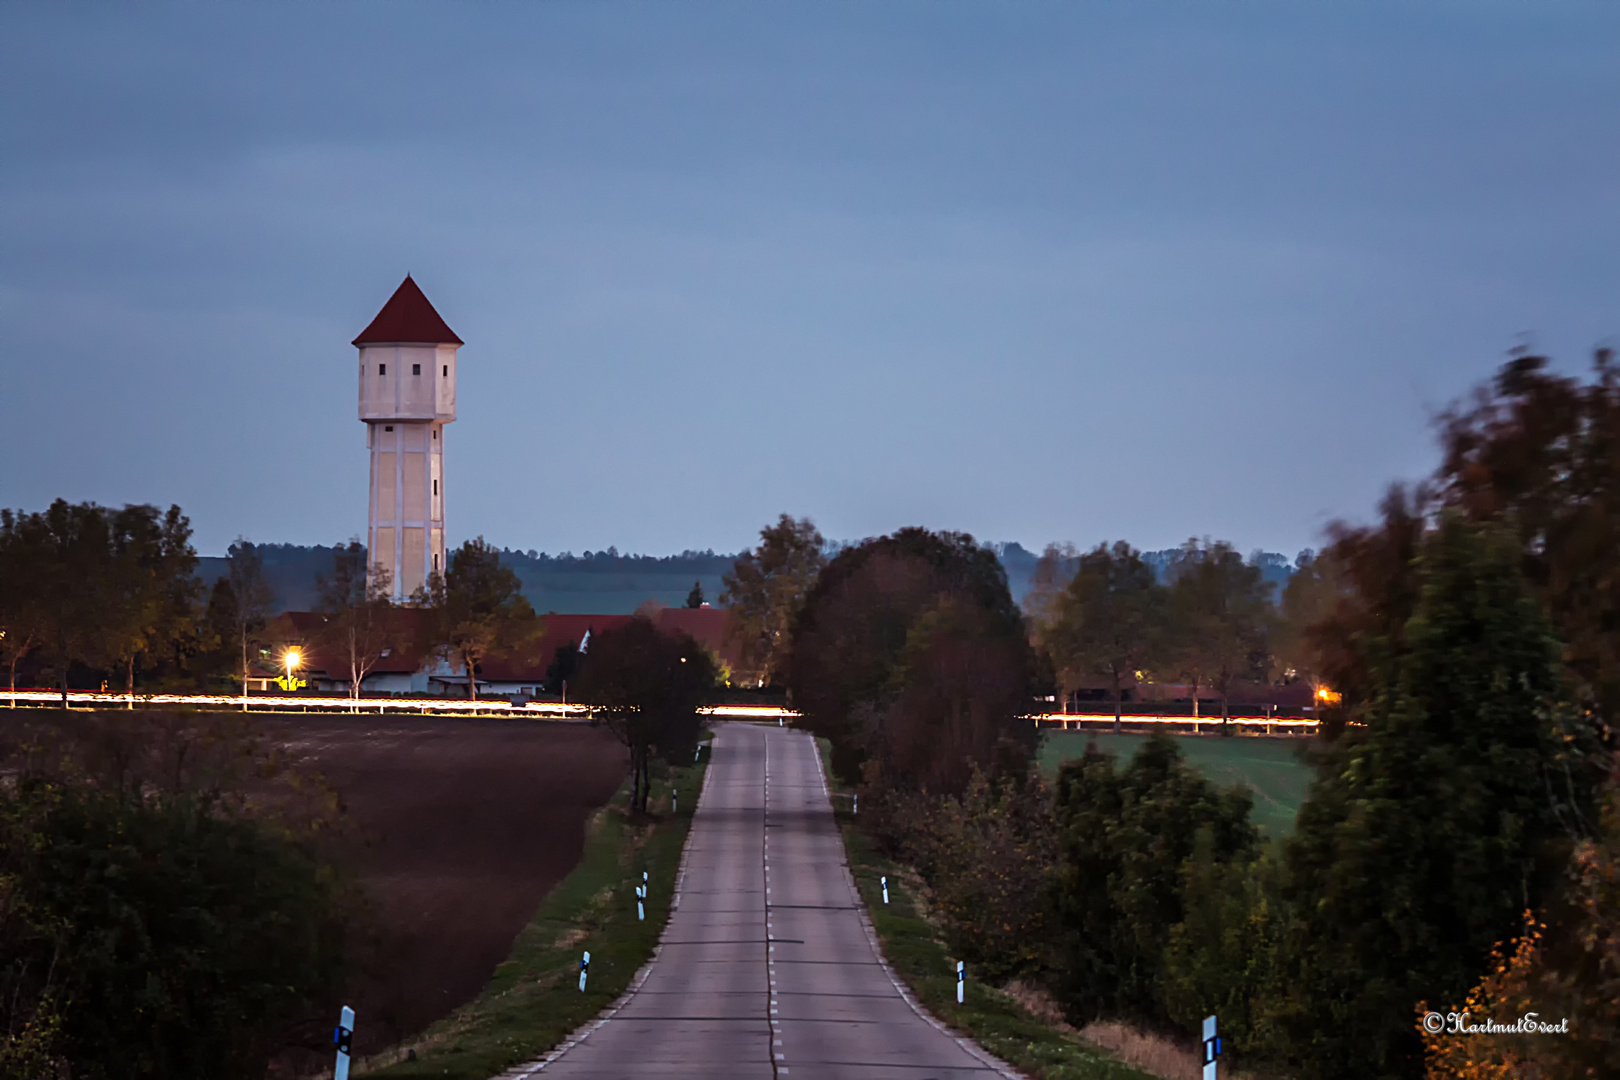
[1038,731,1316,838]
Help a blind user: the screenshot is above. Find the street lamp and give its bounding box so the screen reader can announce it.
[285,648,302,687]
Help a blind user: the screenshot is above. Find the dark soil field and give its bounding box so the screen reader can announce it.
[254,715,628,1055]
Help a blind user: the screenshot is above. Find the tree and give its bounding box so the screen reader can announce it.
[1276,515,1600,1080]
[1437,347,1620,725]
[226,539,274,709]
[1045,541,1164,730]
[418,537,541,700]
[1022,542,1079,645]
[0,712,349,1078]
[1165,539,1274,723]
[685,580,704,608]
[103,504,200,705]
[788,527,1035,790]
[720,514,825,687]
[316,540,397,702]
[1050,734,1258,1021]
[0,515,46,704]
[572,617,715,812]
[1274,548,1338,698]
[0,502,118,706]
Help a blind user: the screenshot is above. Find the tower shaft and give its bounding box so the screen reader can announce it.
[353,277,461,602]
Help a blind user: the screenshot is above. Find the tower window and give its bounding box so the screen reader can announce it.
[433,480,438,495]
[432,429,437,439]
[378,363,387,375]
[442,365,448,376]
[412,363,421,375]
[384,425,393,432]
[433,553,439,571]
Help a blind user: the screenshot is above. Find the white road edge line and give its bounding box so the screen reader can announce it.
[802,729,1027,1080]
[495,746,718,1079]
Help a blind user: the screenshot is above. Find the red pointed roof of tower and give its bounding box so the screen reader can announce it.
[352,275,463,346]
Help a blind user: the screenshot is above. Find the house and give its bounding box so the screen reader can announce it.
[266,605,742,699]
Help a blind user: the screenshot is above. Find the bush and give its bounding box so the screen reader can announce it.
[882,768,1057,980]
[1049,734,1258,1023]
[0,713,349,1079]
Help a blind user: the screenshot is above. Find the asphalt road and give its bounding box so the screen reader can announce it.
[520,722,1012,1080]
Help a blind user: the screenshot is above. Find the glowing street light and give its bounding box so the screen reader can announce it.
[284,648,303,689]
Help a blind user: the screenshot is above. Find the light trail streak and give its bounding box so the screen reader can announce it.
[0,691,1313,732]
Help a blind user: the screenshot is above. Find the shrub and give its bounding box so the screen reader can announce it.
[1049,734,1257,1023]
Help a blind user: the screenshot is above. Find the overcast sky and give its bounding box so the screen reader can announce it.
[3,2,1616,558]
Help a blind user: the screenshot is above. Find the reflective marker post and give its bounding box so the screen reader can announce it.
[636,884,646,921]
[1202,1015,1220,1080]
[578,950,590,992]
[956,961,965,1004]
[333,1005,354,1080]
[881,875,889,904]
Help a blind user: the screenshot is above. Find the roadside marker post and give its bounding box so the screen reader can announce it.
[853,794,858,815]
[1202,1015,1221,1080]
[881,875,889,904]
[956,961,965,1004]
[578,951,590,992]
[636,884,646,921]
[332,1005,354,1080]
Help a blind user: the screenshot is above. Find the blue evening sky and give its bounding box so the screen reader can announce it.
[2,2,1616,558]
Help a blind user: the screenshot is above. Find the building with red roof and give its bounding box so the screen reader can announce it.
[269,605,742,699]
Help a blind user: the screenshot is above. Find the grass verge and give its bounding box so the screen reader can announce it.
[356,746,710,1079]
[816,739,1157,1080]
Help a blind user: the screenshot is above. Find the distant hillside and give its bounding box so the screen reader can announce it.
[197,543,348,613]
[198,541,1297,616]
[500,548,736,614]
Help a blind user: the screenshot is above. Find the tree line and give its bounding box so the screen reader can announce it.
[0,513,541,703]
[716,348,1619,1079]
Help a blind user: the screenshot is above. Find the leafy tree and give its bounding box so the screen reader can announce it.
[572,617,715,812]
[685,580,704,608]
[1165,539,1274,723]
[545,640,580,695]
[1049,734,1258,1021]
[226,538,275,707]
[877,596,1038,794]
[0,516,46,703]
[0,711,350,1079]
[316,541,397,702]
[418,537,541,700]
[1045,541,1165,730]
[103,504,200,704]
[788,527,1034,790]
[720,514,825,687]
[0,501,118,706]
[1275,514,1599,1080]
[1438,347,1620,725]
[1022,542,1079,644]
[1274,548,1338,696]
[1297,485,1431,739]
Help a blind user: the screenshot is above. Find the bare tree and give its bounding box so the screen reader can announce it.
[317,540,397,703]
[227,539,274,709]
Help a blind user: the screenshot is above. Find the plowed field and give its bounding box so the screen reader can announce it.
[254,715,627,1055]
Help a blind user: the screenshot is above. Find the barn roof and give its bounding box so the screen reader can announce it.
[352,276,463,347]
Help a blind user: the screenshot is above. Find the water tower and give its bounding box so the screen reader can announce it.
[353,276,461,601]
